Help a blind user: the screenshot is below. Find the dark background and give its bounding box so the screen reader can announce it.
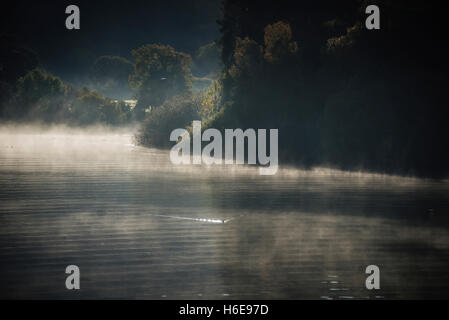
[1,0,221,81]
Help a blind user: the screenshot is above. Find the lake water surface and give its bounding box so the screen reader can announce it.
[1,127,448,299]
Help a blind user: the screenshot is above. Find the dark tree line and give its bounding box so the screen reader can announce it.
[208,0,449,178]
[0,38,211,126]
[0,36,133,126]
[2,1,448,178]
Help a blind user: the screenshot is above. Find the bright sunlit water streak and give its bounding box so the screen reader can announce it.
[0,125,449,299]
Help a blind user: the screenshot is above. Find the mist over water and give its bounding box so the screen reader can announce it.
[1,125,448,299]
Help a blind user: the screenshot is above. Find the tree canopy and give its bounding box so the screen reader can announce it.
[130,44,193,119]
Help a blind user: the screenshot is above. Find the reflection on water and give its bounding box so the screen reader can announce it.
[0,126,448,299]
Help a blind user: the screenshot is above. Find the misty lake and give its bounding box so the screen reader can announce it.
[1,127,449,299]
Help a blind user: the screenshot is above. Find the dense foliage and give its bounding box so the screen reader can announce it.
[204,0,449,178]
[1,68,132,126]
[2,1,448,178]
[130,44,193,120]
[135,93,201,148]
